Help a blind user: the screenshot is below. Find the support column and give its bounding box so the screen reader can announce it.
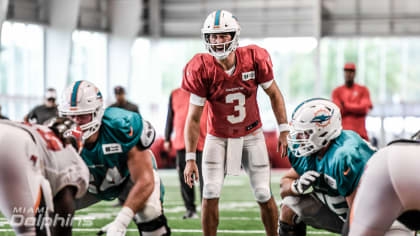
[45,0,80,94]
[108,0,141,104]
[313,0,322,96]
[0,0,9,44]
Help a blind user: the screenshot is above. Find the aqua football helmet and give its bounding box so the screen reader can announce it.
[288,98,342,157]
[201,10,240,60]
[58,80,104,140]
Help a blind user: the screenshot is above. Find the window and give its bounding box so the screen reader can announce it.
[68,30,108,99]
[0,21,44,120]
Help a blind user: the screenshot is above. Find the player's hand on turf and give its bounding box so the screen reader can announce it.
[278,130,289,157]
[184,160,198,189]
[97,207,133,236]
[291,170,320,195]
[97,221,126,236]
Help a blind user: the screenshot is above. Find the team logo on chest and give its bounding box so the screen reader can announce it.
[102,143,123,154]
[242,71,255,81]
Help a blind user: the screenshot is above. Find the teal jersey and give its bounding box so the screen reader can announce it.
[288,130,376,219]
[81,107,152,200]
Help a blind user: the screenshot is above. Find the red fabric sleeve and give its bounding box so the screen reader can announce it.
[253,46,274,84]
[343,87,373,115]
[181,54,208,98]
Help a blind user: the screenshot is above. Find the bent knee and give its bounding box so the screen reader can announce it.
[254,187,271,203]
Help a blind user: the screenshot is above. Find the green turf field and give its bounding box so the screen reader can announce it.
[0,169,337,235]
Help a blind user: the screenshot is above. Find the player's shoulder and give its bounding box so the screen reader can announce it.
[102,107,142,143]
[330,130,374,162]
[186,53,213,70]
[355,83,370,92]
[238,44,268,55]
[172,88,189,100]
[332,85,346,92]
[238,45,271,66]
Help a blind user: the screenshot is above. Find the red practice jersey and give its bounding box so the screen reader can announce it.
[171,88,207,151]
[182,45,274,138]
[332,83,373,140]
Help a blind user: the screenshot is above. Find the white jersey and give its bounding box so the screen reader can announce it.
[349,141,420,236]
[0,120,89,199]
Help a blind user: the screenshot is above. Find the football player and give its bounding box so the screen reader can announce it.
[349,139,420,235]
[0,118,89,236]
[59,80,171,236]
[278,98,413,236]
[182,10,289,236]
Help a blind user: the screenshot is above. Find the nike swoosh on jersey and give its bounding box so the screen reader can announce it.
[343,167,351,176]
[129,126,133,136]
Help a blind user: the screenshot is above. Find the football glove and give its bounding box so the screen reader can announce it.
[291,170,320,195]
[97,207,134,236]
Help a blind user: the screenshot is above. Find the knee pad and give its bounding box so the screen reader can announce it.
[203,183,221,199]
[278,221,306,236]
[282,195,343,234]
[384,220,415,236]
[253,187,271,203]
[136,214,171,236]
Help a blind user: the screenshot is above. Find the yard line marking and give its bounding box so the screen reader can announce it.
[0,228,337,234]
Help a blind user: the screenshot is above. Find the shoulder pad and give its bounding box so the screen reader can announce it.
[136,119,156,150]
[102,107,142,146]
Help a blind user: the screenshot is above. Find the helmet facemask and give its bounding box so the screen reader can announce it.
[203,31,239,60]
[288,98,343,158]
[201,10,240,60]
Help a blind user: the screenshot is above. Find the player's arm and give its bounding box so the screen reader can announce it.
[280,168,300,198]
[263,81,289,156]
[342,89,373,115]
[184,102,204,188]
[346,187,357,209]
[281,167,320,198]
[99,146,155,235]
[164,93,174,152]
[125,146,155,212]
[51,186,77,236]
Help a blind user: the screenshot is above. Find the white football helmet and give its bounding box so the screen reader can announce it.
[288,98,342,157]
[201,10,240,60]
[58,80,104,140]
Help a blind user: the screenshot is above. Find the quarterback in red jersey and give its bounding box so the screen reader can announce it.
[182,9,289,236]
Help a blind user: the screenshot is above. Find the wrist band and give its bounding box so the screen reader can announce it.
[186,152,196,161]
[116,206,135,228]
[278,123,290,133]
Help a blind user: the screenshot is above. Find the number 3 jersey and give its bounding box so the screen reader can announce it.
[182,45,274,138]
[81,107,157,200]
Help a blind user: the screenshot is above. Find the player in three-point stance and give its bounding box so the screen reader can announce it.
[60,80,171,236]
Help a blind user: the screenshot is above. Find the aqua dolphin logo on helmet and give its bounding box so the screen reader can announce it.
[288,98,342,157]
[311,109,333,127]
